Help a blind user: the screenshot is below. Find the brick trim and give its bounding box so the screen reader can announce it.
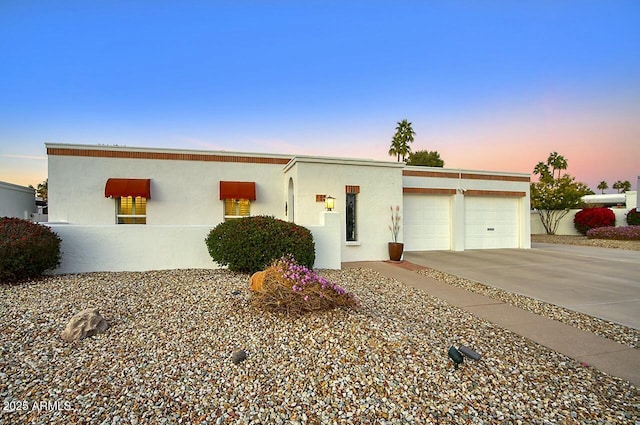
[464,190,526,197]
[47,147,292,165]
[403,187,457,195]
[403,169,529,183]
[345,185,360,194]
[403,170,460,178]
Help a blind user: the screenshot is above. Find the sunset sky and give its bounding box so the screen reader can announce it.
[1,1,638,192]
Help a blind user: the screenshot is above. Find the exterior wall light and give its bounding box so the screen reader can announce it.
[325,195,335,211]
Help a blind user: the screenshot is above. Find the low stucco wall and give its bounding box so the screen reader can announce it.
[531,208,633,235]
[46,215,342,274]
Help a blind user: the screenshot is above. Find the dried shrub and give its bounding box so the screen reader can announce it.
[0,217,62,282]
[627,209,640,226]
[573,207,615,235]
[250,255,359,315]
[587,225,640,241]
[205,216,315,274]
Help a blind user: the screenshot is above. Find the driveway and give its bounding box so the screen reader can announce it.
[403,243,640,330]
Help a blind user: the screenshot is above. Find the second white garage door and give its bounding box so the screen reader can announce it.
[403,194,451,251]
[464,196,519,249]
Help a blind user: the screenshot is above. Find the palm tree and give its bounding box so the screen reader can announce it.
[613,180,632,193]
[388,119,415,162]
[547,152,567,179]
[597,181,608,194]
[533,161,551,180]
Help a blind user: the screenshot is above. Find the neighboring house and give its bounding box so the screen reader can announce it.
[46,143,531,273]
[0,180,36,220]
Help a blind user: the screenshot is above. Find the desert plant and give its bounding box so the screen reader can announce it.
[626,209,640,226]
[250,255,358,315]
[389,205,401,243]
[205,216,315,273]
[573,207,615,235]
[0,217,62,282]
[587,226,640,241]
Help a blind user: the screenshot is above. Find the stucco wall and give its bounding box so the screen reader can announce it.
[48,150,287,225]
[531,207,635,235]
[0,181,36,219]
[285,158,404,263]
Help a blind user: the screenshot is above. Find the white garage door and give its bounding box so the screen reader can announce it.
[403,194,451,251]
[464,197,519,249]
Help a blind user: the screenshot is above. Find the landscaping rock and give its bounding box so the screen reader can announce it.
[61,308,109,342]
[231,349,247,364]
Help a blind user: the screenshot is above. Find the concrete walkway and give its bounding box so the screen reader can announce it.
[343,260,640,387]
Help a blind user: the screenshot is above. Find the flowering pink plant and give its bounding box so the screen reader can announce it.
[251,255,359,314]
[389,205,401,243]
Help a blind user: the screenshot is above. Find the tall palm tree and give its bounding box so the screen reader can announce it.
[389,119,415,162]
[547,152,567,179]
[597,181,608,194]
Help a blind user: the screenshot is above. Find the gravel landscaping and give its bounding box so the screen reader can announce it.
[531,234,640,251]
[1,269,639,424]
[417,268,640,350]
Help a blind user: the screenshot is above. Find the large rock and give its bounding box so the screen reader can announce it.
[61,308,109,343]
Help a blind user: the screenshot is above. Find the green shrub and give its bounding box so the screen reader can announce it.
[205,216,315,273]
[627,209,640,226]
[573,207,615,235]
[0,217,62,282]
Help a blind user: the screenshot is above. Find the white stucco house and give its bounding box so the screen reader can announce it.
[0,180,36,220]
[46,143,531,273]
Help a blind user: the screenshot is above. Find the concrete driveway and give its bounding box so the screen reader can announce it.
[403,243,640,330]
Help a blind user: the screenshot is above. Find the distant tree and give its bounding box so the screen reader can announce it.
[547,151,568,179]
[533,161,551,179]
[613,180,631,193]
[406,150,444,167]
[597,181,608,194]
[36,179,48,201]
[531,152,593,235]
[388,119,415,162]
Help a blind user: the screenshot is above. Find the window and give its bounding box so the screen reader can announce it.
[224,198,251,220]
[346,193,357,241]
[117,196,147,224]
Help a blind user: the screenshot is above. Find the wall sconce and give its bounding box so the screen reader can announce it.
[325,195,335,211]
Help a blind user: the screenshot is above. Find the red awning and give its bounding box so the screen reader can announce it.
[219,181,256,200]
[105,178,151,198]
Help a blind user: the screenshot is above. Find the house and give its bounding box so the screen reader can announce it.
[0,180,36,220]
[45,143,531,273]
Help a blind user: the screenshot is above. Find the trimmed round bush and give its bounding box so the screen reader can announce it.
[627,209,640,226]
[205,216,315,273]
[0,217,62,282]
[573,207,615,235]
[587,225,640,240]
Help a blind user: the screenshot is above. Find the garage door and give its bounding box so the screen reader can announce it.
[464,197,519,249]
[403,194,451,251]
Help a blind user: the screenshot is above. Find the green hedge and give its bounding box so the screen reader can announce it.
[205,216,315,273]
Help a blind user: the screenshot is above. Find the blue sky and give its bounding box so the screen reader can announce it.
[1,1,638,192]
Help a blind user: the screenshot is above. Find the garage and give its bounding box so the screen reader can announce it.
[403,193,451,251]
[464,196,519,249]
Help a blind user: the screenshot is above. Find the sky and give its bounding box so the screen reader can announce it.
[1,1,639,192]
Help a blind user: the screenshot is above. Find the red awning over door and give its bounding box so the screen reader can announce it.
[105,178,151,198]
[219,181,256,200]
